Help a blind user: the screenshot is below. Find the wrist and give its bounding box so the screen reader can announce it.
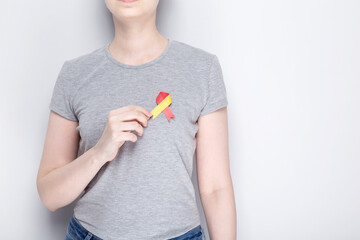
[90,146,108,166]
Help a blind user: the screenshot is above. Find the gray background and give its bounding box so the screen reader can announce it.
[1,0,359,239]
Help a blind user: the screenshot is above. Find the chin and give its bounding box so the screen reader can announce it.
[106,0,157,21]
[114,10,145,21]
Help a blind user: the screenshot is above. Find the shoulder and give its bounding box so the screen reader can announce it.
[55,45,107,97]
[170,39,217,67]
[57,45,107,91]
[62,45,106,73]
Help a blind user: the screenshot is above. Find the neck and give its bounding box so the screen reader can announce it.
[109,14,168,65]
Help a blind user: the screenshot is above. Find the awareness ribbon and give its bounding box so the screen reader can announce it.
[150,92,175,122]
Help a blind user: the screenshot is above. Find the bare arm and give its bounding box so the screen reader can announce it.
[37,105,151,212]
[196,107,237,240]
[36,111,107,212]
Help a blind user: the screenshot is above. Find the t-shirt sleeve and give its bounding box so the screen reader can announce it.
[199,55,228,116]
[48,61,78,122]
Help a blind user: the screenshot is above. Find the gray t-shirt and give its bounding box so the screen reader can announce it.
[49,39,228,240]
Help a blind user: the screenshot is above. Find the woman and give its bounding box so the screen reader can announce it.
[36,0,236,239]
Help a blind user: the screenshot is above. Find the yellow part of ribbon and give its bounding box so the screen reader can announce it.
[150,94,172,119]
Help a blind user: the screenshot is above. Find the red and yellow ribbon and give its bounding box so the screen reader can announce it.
[150,92,175,122]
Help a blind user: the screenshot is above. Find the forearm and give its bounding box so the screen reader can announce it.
[37,147,107,212]
[200,185,237,240]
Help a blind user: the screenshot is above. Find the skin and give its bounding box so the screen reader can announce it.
[196,108,236,240]
[36,0,236,239]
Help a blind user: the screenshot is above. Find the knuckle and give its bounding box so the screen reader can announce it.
[108,122,115,131]
[132,121,140,129]
[108,115,115,123]
[110,132,117,141]
[135,111,140,119]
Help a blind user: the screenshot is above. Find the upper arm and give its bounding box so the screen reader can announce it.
[37,111,80,181]
[196,54,231,195]
[37,61,80,181]
[196,107,231,195]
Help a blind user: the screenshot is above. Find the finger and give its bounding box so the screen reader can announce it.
[117,131,138,143]
[119,121,144,136]
[113,105,152,118]
[120,110,150,128]
[133,105,152,118]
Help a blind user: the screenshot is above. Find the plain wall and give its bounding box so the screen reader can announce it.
[1,0,359,239]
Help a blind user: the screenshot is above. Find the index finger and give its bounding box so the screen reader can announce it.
[112,105,152,119]
[128,105,152,119]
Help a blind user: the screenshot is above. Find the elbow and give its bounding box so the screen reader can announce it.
[199,182,235,197]
[43,202,58,212]
[39,191,59,212]
[48,207,59,212]
[36,178,59,212]
[44,199,59,212]
[39,194,59,212]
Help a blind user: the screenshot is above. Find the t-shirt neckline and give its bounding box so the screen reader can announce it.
[104,38,173,69]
